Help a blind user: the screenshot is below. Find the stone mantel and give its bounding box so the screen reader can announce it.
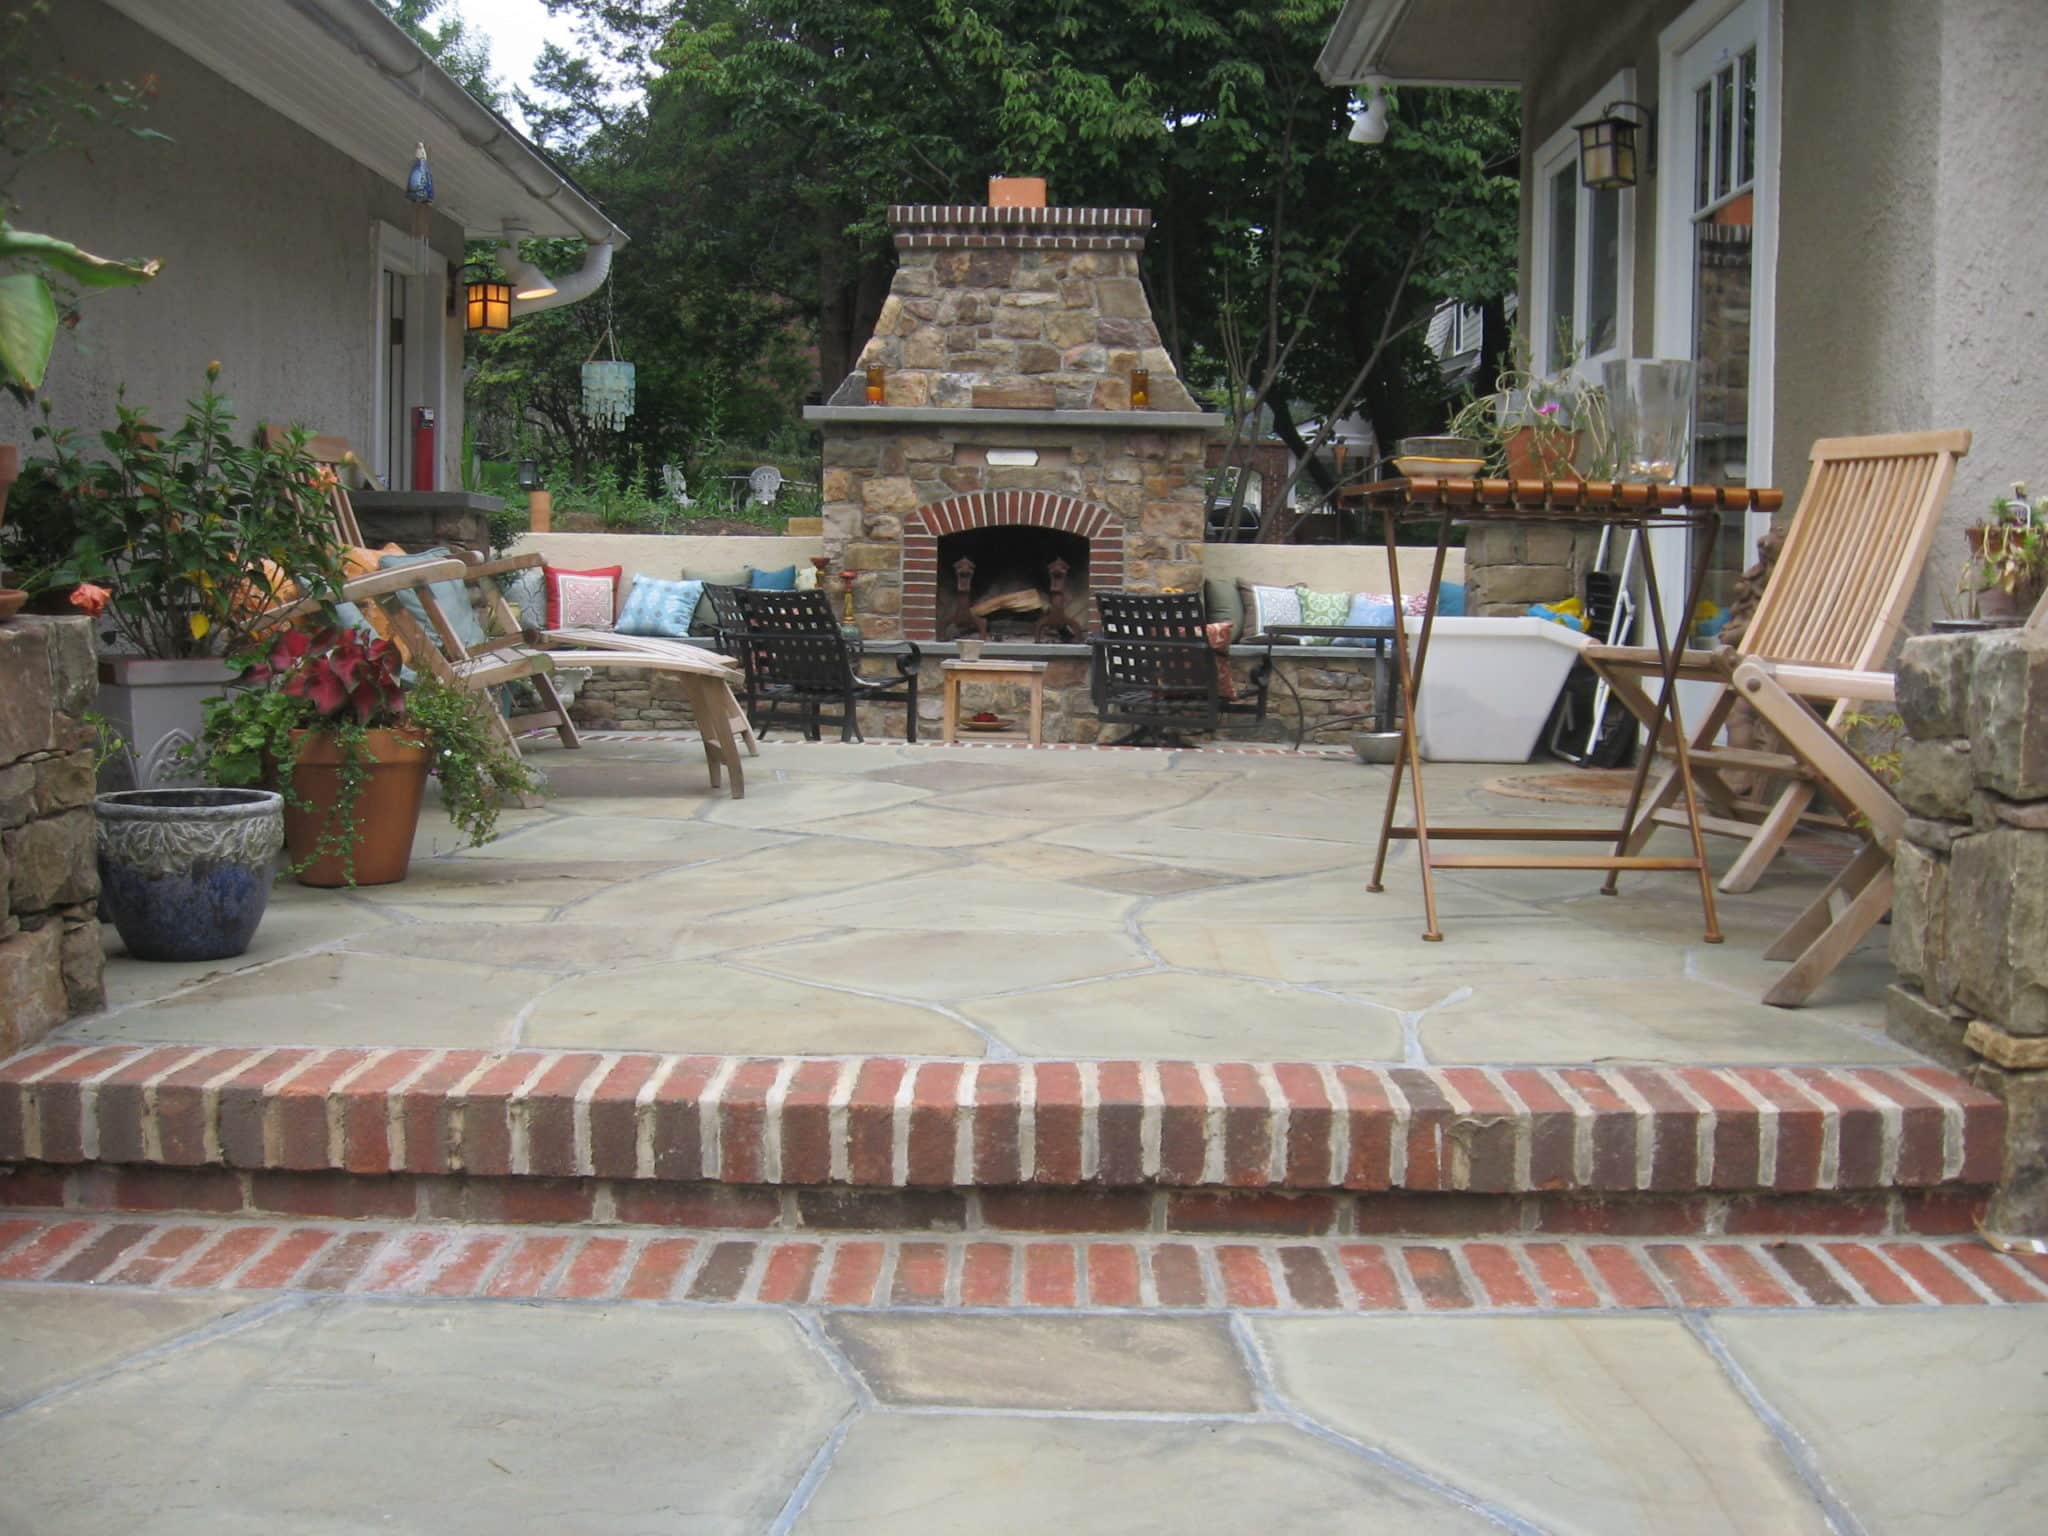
[804,405,1225,434]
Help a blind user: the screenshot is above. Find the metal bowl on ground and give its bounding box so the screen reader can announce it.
[1353,731,1403,765]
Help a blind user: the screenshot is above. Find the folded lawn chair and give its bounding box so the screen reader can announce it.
[732,588,921,742]
[1587,429,1969,893]
[1728,657,1903,1006]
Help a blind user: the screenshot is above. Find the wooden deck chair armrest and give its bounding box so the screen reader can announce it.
[1736,659,1895,704]
[464,552,544,578]
[248,560,469,634]
[341,560,472,599]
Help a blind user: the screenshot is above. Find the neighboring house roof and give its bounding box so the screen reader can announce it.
[103,0,627,245]
[1317,0,1598,89]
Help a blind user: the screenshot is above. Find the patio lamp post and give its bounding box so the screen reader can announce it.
[518,455,551,533]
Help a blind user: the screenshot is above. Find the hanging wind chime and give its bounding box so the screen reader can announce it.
[580,274,635,432]
[404,142,435,271]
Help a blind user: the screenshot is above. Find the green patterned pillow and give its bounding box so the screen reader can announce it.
[1298,587,1351,644]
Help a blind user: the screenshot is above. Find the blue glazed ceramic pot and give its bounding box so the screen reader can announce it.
[95,788,285,962]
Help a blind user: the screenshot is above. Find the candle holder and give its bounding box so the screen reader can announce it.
[1129,369,1150,409]
[865,365,885,404]
[840,569,858,624]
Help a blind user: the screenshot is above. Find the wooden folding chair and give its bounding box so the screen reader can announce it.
[1728,658,1903,1006]
[1587,429,1969,893]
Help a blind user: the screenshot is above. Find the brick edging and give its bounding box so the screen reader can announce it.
[0,1045,2002,1197]
[2,1213,2043,1311]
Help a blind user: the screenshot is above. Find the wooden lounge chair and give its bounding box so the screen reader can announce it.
[732,588,921,742]
[363,556,755,800]
[1089,590,1271,746]
[1586,429,1970,893]
[1727,657,1902,1006]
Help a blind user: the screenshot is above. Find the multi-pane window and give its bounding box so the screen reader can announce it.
[1533,73,1633,377]
[1694,47,1758,218]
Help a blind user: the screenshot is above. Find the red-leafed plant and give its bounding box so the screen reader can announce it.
[246,625,407,725]
[190,623,535,883]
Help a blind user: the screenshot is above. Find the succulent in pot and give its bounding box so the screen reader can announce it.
[193,624,537,887]
[94,787,285,962]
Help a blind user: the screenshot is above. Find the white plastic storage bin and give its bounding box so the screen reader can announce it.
[1401,616,1590,762]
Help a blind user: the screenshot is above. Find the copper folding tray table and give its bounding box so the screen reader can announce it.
[1353,476,1785,943]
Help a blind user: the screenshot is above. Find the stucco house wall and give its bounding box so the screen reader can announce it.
[2,0,467,488]
[1508,0,2048,632]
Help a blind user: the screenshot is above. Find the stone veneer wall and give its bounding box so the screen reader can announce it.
[1887,625,2048,1233]
[567,647,1379,747]
[817,205,1214,641]
[0,617,105,1053]
[826,426,1208,639]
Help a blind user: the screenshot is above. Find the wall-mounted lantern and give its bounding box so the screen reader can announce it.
[464,268,511,333]
[1574,101,1656,191]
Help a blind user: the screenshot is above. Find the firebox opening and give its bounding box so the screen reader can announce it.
[936,525,1091,641]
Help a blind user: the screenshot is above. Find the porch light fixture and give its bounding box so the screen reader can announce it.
[1575,101,1656,191]
[516,457,540,491]
[1347,77,1389,145]
[464,269,511,333]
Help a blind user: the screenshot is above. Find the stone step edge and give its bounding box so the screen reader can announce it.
[2,1162,1991,1239]
[0,1043,2003,1197]
[3,1211,2044,1311]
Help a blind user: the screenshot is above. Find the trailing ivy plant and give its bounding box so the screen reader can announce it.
[191,625,538,883]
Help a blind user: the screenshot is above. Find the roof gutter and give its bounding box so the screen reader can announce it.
[285,0,628,247]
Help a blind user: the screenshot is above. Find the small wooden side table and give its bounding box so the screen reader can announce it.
[941,659,1049,746]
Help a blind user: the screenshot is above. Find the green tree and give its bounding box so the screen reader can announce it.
[375,0,503,109]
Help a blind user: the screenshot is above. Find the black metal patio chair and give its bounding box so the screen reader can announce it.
[1088,590,1271,746]
[731,588,921,742]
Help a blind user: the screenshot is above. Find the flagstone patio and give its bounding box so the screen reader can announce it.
[64,736,1910,1068]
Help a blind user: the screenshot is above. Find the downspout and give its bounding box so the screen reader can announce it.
[499,229,615,317]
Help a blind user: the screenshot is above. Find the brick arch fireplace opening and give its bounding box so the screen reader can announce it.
[904,492,1123,642]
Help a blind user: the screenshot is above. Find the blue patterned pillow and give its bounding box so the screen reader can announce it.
[616,576,704,638]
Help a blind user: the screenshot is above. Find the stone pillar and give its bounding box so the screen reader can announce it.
[0,615,105,1053]
[1461,521,1598,616]
[1887,626,2048,1233]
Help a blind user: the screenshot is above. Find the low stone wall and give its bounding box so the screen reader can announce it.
[1887,625,2048,1233]
[0,616,105,1054]
[564,643,1381,747]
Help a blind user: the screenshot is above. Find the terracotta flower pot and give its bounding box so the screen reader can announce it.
[283,726,431,887]
[1503,426,1581,483]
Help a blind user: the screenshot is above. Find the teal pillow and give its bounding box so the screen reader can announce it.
[617,576,704,638]
[379,546,487,652]
[749,564,798,591]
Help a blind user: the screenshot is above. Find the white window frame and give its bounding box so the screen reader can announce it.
[1528,68,1637,384]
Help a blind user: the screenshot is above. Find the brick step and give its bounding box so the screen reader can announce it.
[3,1212,2045,1311]
[0,1044,2003,1196]
[0,1161,1991,1238]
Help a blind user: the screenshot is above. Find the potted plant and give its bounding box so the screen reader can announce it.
[1446,344,1610,483]
[1,363,348,786]
[1959,481,2047,620]
[193,625,537,887]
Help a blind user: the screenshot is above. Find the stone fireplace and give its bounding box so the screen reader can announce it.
[806,198,1222,643]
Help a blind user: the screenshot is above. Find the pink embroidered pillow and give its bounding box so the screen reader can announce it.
[544,564,622,630]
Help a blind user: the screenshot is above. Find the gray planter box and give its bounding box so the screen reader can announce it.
[95,656,241,791]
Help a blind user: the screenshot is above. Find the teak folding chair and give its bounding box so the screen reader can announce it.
[1586,429,1970,892]
[1728,658,1903,1006]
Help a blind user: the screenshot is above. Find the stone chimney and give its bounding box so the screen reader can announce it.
[805,198,1222,642]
